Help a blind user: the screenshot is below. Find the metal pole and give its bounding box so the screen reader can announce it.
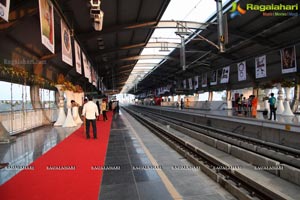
[180,36,186,71]
[216,0,225,53]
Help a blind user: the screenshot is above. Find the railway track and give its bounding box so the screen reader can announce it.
[123,106,300,200]
[129,106,300,168]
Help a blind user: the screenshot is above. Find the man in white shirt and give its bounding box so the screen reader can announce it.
[82,96,99,139]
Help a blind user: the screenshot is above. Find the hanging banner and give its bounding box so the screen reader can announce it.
[183,79,186,89]
[194,76,198,90]
[0,0,10,22]
[39,0,55,53]
[74,41,82,74]
[95,73,99,89]
[188,78,193,89]
[201,73,207,87]
[210,70,217,85]
[91,67,97,87]
[61,19,73,66]
[220,66,230,83]
[82,52,91,81]
[88,62,92,83]
[237,61,246,81]
[255,55,266,79]
[281,46,297,74]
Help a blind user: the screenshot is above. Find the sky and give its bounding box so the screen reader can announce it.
[122,0,230,93]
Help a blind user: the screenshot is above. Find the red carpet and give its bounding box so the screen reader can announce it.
[0,112,113,200]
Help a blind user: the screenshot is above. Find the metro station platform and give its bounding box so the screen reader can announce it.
[0,109,236,200]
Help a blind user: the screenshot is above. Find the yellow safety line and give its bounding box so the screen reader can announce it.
[123,116,183,200]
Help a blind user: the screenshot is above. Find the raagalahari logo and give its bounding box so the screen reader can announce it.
[230,1,299,18]
[230,2,246,18]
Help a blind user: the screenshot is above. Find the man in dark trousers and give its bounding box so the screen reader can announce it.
[268,93,276,120]
[82,96,99,139]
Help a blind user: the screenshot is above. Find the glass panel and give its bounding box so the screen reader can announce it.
[0,81,31,112]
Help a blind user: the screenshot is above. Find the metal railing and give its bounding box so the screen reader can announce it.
[0,108,58,135]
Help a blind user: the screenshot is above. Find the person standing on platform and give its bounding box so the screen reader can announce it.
[186,98,190,108]
[251,95,258,118]
[82,96,99,139]
[180,98,184,109]
[268,93,277,120]
[96,101,100,121]
[236,94,243,114]
[101,99,108,121]
[247,96,253,115]
[242,97,247,115]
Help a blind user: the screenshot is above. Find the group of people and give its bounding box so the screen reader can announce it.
[234,93,277,120]
[72,96,109,139]
[235,94,258,117]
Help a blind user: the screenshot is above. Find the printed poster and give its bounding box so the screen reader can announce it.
[74,41,82,74]
[201,73,207,88]
[183,79,186,89]
[281,46,297,74]
[210,70,217,85]
[0,0,10,21]
[91,67,97,87]
[237,61,246,81]
[61,19,73,66]
[255,55,266,79]
[194,76,198,90]
[188,78,193,89]
[39,0,55,53]
[220,66,230,83]
[82,52,91,81]
[87,62,92,83]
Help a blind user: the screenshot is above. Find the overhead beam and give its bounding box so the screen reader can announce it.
[91,41,181,58]
[98,55,177,64]
[90,42,146,57]
[78,20,210,42]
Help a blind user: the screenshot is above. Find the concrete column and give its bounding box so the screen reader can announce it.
[226,90,232,109]
[282,87,295,116]
[208,91,213,101]
[276,84,284,115]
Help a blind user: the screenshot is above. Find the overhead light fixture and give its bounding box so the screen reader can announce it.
[90,0,101,7]
[89,0,104,31]
[93,11,104,31]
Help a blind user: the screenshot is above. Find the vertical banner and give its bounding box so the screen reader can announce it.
[82,52,90,81]
[61,19,73,66]
[183,79,186,89]
[91,68,97,87]
[0,0,10,21]
[201,73,207,87]
[188,78,193,89]
[88,62,92,83]
[194,76,198,90]
[74,41,82,74]
[39,0,55,53]
[255,55,266,79]
[95,73,99,89]
[220,66,230,83]
[281,46,297,74]
[210,70,217,85]
[237,61,246,81]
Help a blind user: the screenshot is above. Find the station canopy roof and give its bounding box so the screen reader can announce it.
[1,0,299,95]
